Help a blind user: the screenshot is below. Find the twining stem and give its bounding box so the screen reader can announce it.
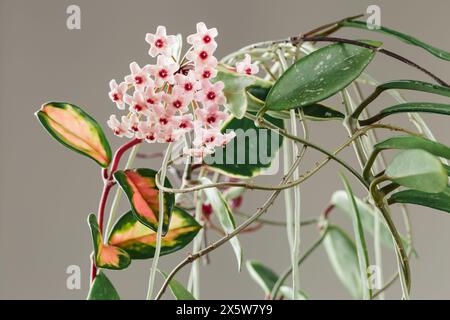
[147,143,173,300]
[90,138,142,284]
[271,228,328,298]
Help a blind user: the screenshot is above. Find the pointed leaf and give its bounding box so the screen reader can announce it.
[323,225,362,299]
[113,168,175,235]
[360,102,450,126]
[374,135,450,159]
[159,271,195,300]
[246,260,279,295]
[279,286,309,300]
[200,177,242,270]
[385,149,447,193]
[87,271,120,300]
[35,102,112,167]
[205,114,283,178]
[265,42,379,111]
[108,207,201,259]
[214,65,272,119]
[373,80,450,98]
[88,214,131,270]
[340,20,450,61]
[388,187,450,214]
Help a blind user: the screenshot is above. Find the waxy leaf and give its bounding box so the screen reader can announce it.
[159,271,195,300]
[278,286,309,300]
[205,113,283,178]
[323,225,362,299]
[246,260,279,295]
[108,207,201,259]
[113,168,175,235]
[200,177,242,270]
[359,102,450,126]
[88,214,131,270]
[87,271,120,300]
[214,65,272,119]
[373,80,450,99]
[265,42,379,111]
[331,190,410,251]
[340,20,450,61]
[388,188,450,214]
[36,102,112,167]
[385,149,448,193]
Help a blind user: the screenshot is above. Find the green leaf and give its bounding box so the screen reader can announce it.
[214,65,272,119]
[88,214,131,270]
[246,260,279,295]
[108,207,201,259]
[385,149,448,193]
[113,168,175,235]
[87,271,120,300]
[159,271,195,300]
[331,190,411,251]
[200,177,242,270]
[35,102,112,167]
[340,175,371,300]
[278,286,309,300]
[340,20,450,61]
[323,225,362,299]
[265,42,379,111]
[205,114,283,178]
[374,80,450,98]
[360,102,450,126]
[388,187,450,213]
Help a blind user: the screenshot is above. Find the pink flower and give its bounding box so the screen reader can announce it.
[124,90,148,114]
[183,145,215,158]
[107,115,133,138]
[124,114,140,133]
[236,54,259,75]
[124,62,152,90]
[174,71,200,95]
[187,22,218,47]
[149,105,177,129]
[108,80,128,110]
[144,87,164,108]
[195,63,218,80]
[148,56,179,86]
[159,128,184,143]
[145,26,177,57]
[163,88,192,113]
[175,114,194,131]
[136,121,158,143]
[195,105,228,127]
[195,80,226,106]
[186,44,218,66]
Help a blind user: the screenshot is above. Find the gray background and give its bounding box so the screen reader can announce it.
[1,0,450,299]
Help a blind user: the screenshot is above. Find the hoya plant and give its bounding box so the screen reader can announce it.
[36,14,450,300]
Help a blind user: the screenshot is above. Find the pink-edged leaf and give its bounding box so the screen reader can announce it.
[108,207,201,259]
[36,102,112,167]
[113,168,175,235]
[88,214,131,270]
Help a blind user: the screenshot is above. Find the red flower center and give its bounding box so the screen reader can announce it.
[173,100,182,108]
[184,83,193,91]
[202,70,211,79]
[203,35,211,44]
[131,125,139,132]
[135,76,144,84]
[147,98,155,105]
[146,134,155,141]
[134,104,143,112]
[112,93,121,101]
[155,38,164,48]
[199,51,208,60]
[159,69,168,78]
[114,128,121,135]
[160,118,168,125]
[245,67,252,75]
[202,203,213,217]
[179,122,187,128]
[207,115,216,123]
[207,91,216,100]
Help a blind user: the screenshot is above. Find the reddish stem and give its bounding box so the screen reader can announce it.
[90,138,142,283]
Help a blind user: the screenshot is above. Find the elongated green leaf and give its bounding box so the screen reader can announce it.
[36,102,112,167]
[340,20,450,61]
[360,102,450,126]
[113,168,175,235]
[340,175,371,300]
[323,225,362,299]
[385,149,448,193]
[214,65,272,119]
[246,260,279,295]
[279,286,309,300]
[388,187,450,213]
[87,271,120,300]
[159,271,195,300]
[108,207,201,259]
[205,114,283,178]
[265,42,379,111]
[88,214,131,270]
[331,190,410,251]
[374,135,450,159]
[375,80,450,98]
[200,177,242,270]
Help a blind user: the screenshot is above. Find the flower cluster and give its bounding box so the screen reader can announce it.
[107,23,245,159]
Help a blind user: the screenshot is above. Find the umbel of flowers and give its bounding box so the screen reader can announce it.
[107,23,258,158]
